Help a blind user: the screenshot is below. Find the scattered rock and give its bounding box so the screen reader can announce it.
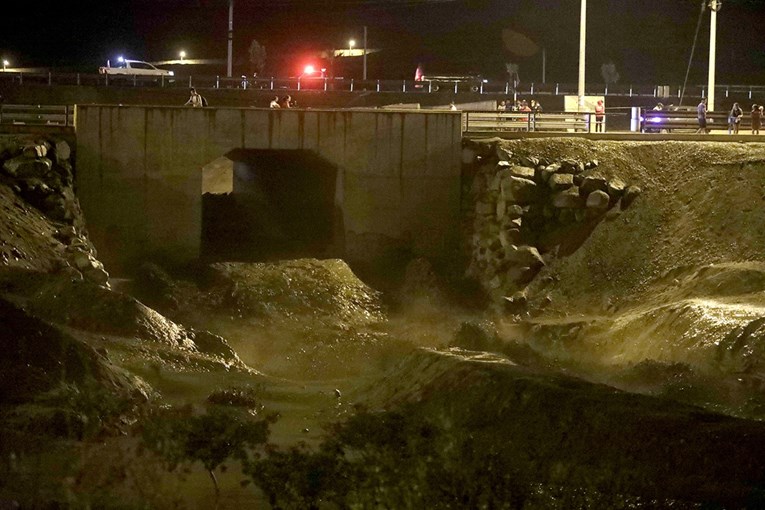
[548,173,574,191]
[552,186,584,208]
[586,189,611,210]
[580,175,609,195]
[510,165,535,180]
[500,176,538,204]
[622,185,642,209]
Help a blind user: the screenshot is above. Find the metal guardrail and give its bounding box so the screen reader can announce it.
[3,71,765,100]
[0,104,74,127]
[463,111,599,133]
[637,108,752,133]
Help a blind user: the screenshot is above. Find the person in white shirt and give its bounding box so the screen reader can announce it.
[184,88,203,108]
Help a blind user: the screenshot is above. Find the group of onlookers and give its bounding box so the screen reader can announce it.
[695,98,765,135]
[723,102,764,135]
[497,99,543,113]
[269,95,293,108]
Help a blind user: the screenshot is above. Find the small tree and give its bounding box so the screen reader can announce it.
[141,404,275,509]
[248,39,267,76]
[601,62,620,85]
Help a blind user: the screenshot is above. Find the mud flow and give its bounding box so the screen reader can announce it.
[5,136,765,508]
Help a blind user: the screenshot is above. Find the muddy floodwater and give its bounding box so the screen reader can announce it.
[6,137,765,508]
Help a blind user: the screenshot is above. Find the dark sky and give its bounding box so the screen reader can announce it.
[5,0,765,84]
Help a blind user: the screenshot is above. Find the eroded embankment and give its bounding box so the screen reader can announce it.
[461,138,765,415]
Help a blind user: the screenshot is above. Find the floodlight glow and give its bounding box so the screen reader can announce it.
[117,56,124,62]
[180,50,186,62]
[304,65,316,75]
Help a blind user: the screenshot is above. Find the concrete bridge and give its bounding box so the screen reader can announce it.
[75,105,462,276]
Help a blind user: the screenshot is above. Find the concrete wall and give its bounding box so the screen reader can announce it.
[75,105,462,273]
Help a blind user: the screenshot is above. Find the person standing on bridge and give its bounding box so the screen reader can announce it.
[594,99,605,132]
[753,105,762,135]
[728,102,743,134]
[696,98,709,134]
[269,96,280,108]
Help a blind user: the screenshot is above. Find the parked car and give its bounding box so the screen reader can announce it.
[99,59,174,79]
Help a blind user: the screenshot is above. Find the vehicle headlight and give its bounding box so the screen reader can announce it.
[168,71,174,76]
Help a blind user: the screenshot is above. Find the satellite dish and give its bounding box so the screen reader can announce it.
[502,29,540,57]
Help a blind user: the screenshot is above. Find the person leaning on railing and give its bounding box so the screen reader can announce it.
[184,88,204,108]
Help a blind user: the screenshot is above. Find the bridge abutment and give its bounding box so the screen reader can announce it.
[75,105,462,276]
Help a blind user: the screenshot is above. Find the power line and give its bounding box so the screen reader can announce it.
[679,0,707,106]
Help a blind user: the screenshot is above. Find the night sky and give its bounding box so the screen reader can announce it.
[5,0,765,84]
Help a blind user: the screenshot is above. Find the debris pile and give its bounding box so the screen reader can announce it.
[0,136,107,286]
[463,141,641,305]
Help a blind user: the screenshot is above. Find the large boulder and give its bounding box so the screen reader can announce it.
[607,177,627,199]
[539,163,560,183]
[552,186,584,208]
[559,159,585,174]
[53,139,71,163]
[3,156,51,178]
[548,173,574,192]
[586,189,611,210]
[507,245,545,269]
[500,176,538,204]
[510,165,535,180]
[580,174,609,195]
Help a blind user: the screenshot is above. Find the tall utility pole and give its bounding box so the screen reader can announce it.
[707,0,720,112]
[227,0,234,77]
[363,26,368,80]
[578,0,587,109]
[542,47,546,84]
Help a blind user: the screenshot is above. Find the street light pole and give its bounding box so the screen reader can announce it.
[363,26,368,80]
[707,0,719,112]
[578,0,587,109]
[227,0,234,77]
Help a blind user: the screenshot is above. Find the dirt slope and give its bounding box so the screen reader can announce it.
[492,139,765,312]
[459,139,765,416]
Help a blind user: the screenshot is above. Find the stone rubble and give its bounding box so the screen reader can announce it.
[463,141,641,307]
[1,136,109,287]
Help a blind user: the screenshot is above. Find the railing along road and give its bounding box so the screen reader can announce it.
[0,104,74,127]
[3,71,765,101]
[463,111,599,134]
